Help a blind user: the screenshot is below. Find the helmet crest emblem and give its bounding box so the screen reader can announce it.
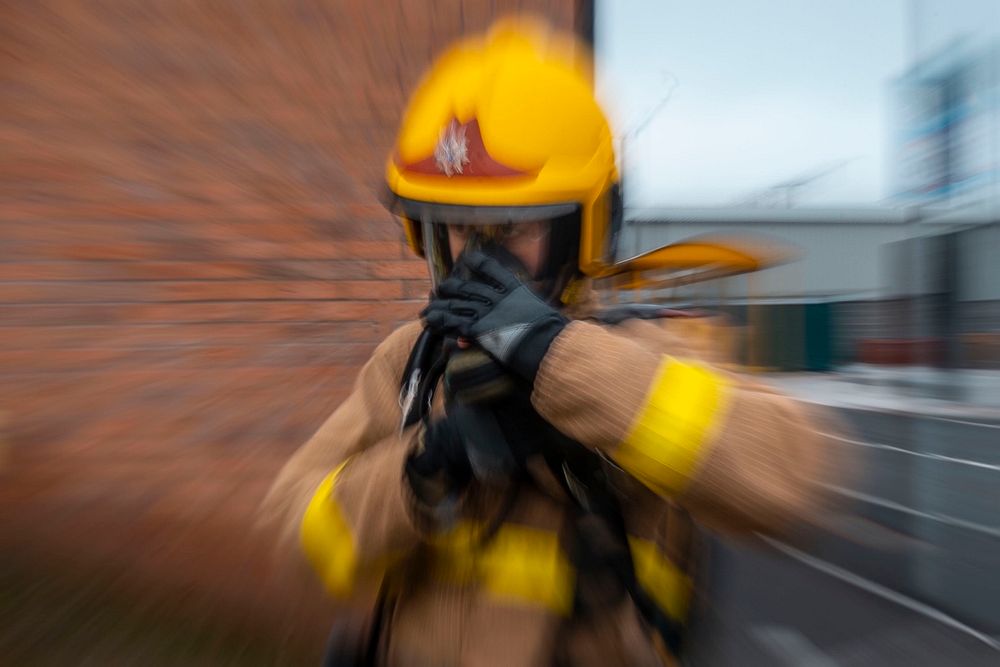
[434,120,470,177]
[398,118,528,178]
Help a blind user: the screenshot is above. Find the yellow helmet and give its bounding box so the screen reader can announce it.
[384,18,621,299]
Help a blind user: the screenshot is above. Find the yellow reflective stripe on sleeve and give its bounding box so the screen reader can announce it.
[628,537,693,622]
[616,357,730,496]
[432,522,575,615]
[299,461,357,598]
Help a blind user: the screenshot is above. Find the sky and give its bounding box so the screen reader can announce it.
[595,0,1000,209]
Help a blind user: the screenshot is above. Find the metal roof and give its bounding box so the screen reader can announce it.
[628,207,915,225]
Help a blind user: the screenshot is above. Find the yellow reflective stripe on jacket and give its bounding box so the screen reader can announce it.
[628,537,693,622]
[428,522,484,583]
[300,461,356,598]
[616,357,730,496]
[432,522,575,615]
[479,524,575,614]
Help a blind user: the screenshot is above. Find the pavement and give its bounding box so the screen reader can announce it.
[763,364,1000,418]
[686,536,1000,667]
[685,365,1000,666]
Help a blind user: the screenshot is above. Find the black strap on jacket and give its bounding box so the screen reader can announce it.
[540,426,686,657]
[320,582,390,667]
[547,305,698,655]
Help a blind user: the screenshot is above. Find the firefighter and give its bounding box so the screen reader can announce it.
[262,19,839,667]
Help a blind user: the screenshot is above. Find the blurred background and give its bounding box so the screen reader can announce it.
[1,1,997,665]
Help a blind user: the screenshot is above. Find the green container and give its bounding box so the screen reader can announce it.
[752,304,783,370]
[804,302,834,371]
[762,305,800,371]
[786,304,807,371]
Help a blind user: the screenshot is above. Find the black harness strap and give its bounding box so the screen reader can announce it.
[542,440,686,657]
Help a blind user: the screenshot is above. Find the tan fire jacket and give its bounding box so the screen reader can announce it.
[261,313,842,666]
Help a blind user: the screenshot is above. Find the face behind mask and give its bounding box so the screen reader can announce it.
[427,212,582,305]
[453,237,532,282]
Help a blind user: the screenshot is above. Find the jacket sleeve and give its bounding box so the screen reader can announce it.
[259,322,428,600]
[530,319,842,536]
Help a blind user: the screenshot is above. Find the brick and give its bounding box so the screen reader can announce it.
[0,300,424,325]
[403,280,433,299]
[0,261,256,281]
[0,322,382,350]
[253,260,373,281]
[10,241,167,261]
[370,260,429,279]
[0,0,579,654]
[216,239,407,260]
[0,279,406,303]
[0,260,389,282]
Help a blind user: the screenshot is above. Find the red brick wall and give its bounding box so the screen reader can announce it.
[0,0,578,657]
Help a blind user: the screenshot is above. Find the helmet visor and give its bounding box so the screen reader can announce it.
[392,198,581,302]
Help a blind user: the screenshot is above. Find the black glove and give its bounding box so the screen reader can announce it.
[405,417,472,506]
[444,347,568,479]
[444,348,516,406]
[422,250,569,384]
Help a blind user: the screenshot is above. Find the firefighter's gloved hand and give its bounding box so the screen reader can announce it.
[445,349,545,479]
[405,418,472,507]
[443,350,588,473]
[422,250,568,384]
[444,348,517,406]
